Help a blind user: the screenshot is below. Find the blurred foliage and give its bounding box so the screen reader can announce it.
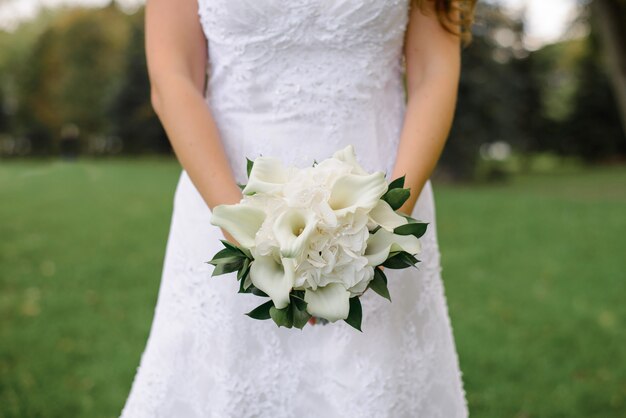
[541,34,626,161]
[442,2,537,179]
[439,1,626,180]
[0,8,59,142]
[0,4,167,156]
[528,1,626,163]
[0,88,7,132]
[531,39,587,123]
[0,1,624,172]
[16,5,128,153]
[107,8,169,155]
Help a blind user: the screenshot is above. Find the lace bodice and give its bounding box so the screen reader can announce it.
[198,0,410,182]
[120,1,468,417]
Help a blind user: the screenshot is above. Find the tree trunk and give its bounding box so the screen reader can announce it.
[591,0,626,137]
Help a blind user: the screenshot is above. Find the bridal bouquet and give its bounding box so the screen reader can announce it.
[208,145,427,331]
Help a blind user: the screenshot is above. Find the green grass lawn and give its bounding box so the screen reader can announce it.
[1,159,625,418]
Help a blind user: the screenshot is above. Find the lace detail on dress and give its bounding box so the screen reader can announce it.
[197,0,409,184]
[120,1,467,416]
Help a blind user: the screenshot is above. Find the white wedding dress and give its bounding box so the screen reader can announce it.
[121,0,468,417]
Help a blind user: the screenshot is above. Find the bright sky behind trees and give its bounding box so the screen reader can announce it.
[0,0,578,49]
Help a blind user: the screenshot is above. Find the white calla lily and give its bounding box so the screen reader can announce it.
[332,145,368,175]
[364,228,422,266]
[328,172,388,217]
[242,157,290,196]
[210,204,266,249]
[369,200,408,231]
[249,255,295,309]
[346,265,375,296]
[304,282,351,322]
[273,208,318,258]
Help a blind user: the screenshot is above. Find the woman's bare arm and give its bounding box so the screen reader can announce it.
[391,2,462,215]
[145,0,241,211]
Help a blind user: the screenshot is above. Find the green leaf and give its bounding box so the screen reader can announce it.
[393,222,428,239]
[236,258,251,282]
[208,254,245,267]
[291,302,311,330]
[212,259,244,276]
[220,239,239,252]
[369,268,391,302]
[344,297,363,332]
[270,305,293,328]
[207,248,241,265]
[290,293,308,311]
[237,183,246,191]
[246,157,254,178]
[382,251,420,269]
[245,300,274,320]
[382,188,411,211]
[401,213,419,224]
[238,274,254,294]
[220,240,253,260]
[251,287,269,297]
[388,175,405,190]
[212,247,236,259]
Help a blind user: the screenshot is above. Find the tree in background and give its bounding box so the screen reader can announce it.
[13,4,129,154]
[529,2,626,162]
[438,0,626,179]
[0,90,7,134]
[590,0,626,137]
[3,3,168,156]
[561,31,626,161]
[0,34,7,134]
[0,1,624,165]
[439,2,539,180]
[107,8,169,155]
[0,8,62,153]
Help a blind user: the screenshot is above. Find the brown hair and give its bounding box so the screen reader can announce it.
[413,0,477,46]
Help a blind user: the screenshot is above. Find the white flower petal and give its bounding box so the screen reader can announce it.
[347,266,375,296]
[328,172,388,217]
[210,204,266,249]
[249,255,295,309]
[390,233,422,255]
[364,228,422,266]
[304,282,351,322]
[242,157,289,196]
[369,200,408,231]
[273,208,318,258]
[316,201,338,227]
[332,145,368,175]
[313,158,354,188]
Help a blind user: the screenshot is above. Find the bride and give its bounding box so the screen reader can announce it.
[121,0,476,416]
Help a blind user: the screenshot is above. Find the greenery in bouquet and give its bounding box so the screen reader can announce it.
[207,146,427,331]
